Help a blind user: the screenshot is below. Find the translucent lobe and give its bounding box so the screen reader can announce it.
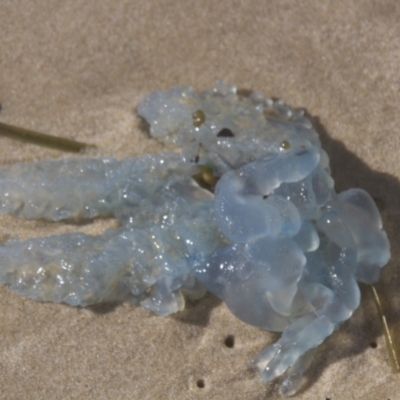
[192,244,291,331]
[244,146,320,195]
[266,283,311,318]
[292,221,320,252]
[337,188,382,228]
[192,244,249,299]
[264,195,301,237]
[214,146,319,243]
[214,172,283,243]
[244,237,306,290]
[223,270,291,331]
[331,189,390,283]
[317,210,356,249]
[312,166,334,206]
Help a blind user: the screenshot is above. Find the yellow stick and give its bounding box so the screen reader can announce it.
[370,284,400,373]
[0,121,95,153]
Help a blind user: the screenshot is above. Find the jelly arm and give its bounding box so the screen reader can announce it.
[0,152,188,222]
[0,227,199,315]
[0,229,135,306]
[253,275,359,382]
[0,157,122,220]
[252,313,335,382]
[278,348,317,396]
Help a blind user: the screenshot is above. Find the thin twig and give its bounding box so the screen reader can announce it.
[370,284,400,373]
[0,121,95,153]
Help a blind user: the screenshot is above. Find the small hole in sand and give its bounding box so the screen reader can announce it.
[196,379,205,388]
[224,334,235,348]
[370,341,377,348]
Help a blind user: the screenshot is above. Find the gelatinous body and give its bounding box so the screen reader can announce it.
[0,82,390,396]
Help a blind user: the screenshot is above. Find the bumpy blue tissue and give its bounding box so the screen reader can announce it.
[0,82,390,396]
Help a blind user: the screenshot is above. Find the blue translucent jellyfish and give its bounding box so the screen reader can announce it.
[0,81,390,396]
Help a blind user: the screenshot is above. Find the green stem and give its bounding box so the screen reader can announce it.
[0,121,95,153]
